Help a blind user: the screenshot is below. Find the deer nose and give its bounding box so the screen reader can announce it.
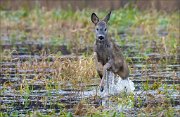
[98,35,105,40]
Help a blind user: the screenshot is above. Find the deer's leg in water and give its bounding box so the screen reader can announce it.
[100,62,111,92]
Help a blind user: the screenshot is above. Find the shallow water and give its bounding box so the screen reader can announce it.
[0,39,180,116]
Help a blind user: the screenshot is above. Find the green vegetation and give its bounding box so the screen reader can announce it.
[0,6,179,55]
[0,5,179,117]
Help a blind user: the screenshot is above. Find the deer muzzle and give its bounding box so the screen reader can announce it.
[98,35,105,40]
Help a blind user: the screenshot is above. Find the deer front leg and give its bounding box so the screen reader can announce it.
[94,52,103,78]
[100,62,112,92]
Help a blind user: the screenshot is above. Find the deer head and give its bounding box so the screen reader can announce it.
[91,11,111,42]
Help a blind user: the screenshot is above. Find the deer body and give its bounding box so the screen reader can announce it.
[91,12,129,92]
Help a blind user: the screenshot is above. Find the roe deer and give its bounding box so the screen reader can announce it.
[91,11,129,92]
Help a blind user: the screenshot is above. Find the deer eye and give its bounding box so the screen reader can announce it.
[104,28,107,31]
[96,28,99,31]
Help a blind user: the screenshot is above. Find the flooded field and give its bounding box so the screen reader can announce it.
[0,6,180,116]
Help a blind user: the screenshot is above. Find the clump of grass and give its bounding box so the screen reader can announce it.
[17,54,97,90]
[74,98,127,116]
[138,94,176,116]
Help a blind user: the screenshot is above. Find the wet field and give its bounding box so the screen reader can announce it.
[0,8,180,116]
[1,37,179,116]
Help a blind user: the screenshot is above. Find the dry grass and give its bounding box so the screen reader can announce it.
[17,55,98,89]
[0,6,179,117]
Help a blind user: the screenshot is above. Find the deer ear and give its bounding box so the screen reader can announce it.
[103,11,111,23]
[91,13,99,25]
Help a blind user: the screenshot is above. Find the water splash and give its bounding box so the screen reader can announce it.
[100,71,135,97]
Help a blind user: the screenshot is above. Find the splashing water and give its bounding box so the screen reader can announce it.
[100,71,135,97]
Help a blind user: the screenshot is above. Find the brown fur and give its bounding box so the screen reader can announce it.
[91,11,129,91]
[94,38,129,79]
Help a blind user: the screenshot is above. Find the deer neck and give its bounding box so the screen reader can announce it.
[96,37,110,49]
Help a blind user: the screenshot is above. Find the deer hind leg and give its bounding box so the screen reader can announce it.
[117,61,129,79]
